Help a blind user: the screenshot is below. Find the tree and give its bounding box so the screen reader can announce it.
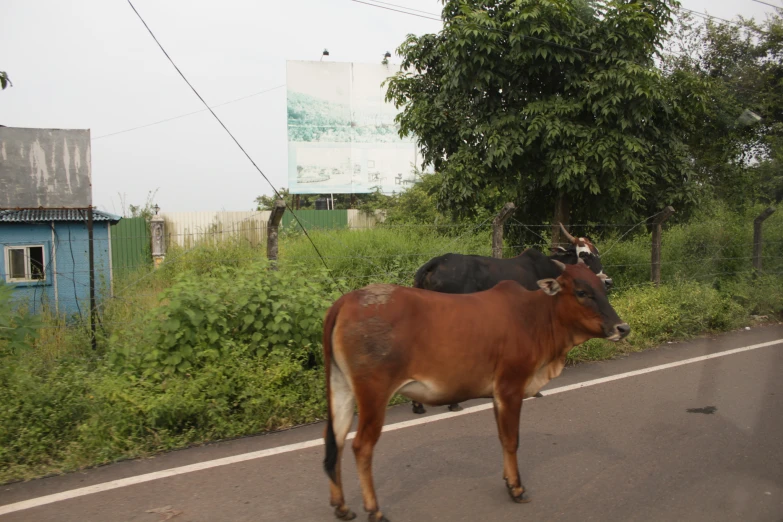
[662,12,783,206]
[0,72,11,90]
[383,172,450,225]
[386,0,706,240]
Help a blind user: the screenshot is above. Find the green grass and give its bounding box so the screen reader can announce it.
[279,225,491,288]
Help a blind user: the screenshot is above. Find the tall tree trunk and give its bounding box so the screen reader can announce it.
[551,192,571,249]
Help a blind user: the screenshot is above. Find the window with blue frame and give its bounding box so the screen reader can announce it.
[4,245,46,282]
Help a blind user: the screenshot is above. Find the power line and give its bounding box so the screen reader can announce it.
[351,0,441,21]
[92,84,285,141]
[751,0,781,9]
[353,0,661,62]
[679,7,770,35]
[125,0,333,274]
[354,0,767,59]
[361,0,441,17]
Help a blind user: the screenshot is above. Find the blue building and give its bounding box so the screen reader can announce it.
[0,209,121,318]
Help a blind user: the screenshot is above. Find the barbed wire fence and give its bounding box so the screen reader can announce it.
[2,203,782,335]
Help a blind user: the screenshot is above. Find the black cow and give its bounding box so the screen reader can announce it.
[409,224,611,414]
[414,225,611,295]
[413,246,606,294]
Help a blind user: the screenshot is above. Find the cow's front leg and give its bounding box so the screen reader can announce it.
[492,389,530,504]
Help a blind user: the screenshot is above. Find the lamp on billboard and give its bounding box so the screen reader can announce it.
[286,60,424,196]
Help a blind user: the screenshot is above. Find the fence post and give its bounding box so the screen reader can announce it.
[492,202,516,259]
[266,199,286,268]
[150,214,166,269]
[86,207,97,350]
[650,206,675,286]
[753,206,776,274]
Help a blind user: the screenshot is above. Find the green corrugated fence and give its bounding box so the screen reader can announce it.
[110,217,151,279]
[282,209,348,231]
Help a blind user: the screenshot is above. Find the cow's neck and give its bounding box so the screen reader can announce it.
[520,293,580,362]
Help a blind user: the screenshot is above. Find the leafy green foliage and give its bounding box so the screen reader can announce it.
[0,357,98,480]
[662,12,783,208]
[109,262,342,377]
[386,0,702,225]
[382,172,452,226]
[0,343,327,483]
[0,71,11,90]
[0,283,42,356]
[569,279,751,362]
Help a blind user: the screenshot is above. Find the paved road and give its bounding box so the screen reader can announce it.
[2,325,783,522]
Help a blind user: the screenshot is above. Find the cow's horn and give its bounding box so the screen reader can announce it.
[552,259,566,272]
[559,222,578,245]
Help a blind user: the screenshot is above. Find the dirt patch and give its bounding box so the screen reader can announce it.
[360,284,395,307]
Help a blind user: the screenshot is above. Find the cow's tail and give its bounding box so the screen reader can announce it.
[413,255,445,289]
[323,297,344,483]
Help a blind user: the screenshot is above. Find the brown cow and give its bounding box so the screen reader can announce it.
[322,262,629,521]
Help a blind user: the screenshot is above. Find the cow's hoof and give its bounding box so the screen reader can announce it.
[335,506,356,520]
[448,404,463,412]
[412,403,426,415]
[509,489,532,504]
[368,512,389,522]
[534,392,544,398]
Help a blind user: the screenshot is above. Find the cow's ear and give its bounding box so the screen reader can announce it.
[537,278,562,296]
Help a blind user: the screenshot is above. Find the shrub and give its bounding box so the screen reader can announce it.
[0,357,99,480]
[108,262,342,378]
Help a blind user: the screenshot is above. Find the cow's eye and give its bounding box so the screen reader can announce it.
[576,290,588,298]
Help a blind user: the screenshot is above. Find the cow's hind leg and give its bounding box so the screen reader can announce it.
[326,364,357,520]
[493,390,530,504]
[447,403,463,412]
[411,401,426,414]
[353,384,392,522]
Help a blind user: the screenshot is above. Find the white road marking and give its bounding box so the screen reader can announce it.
[539,338,783,396]
[1,337,781,516]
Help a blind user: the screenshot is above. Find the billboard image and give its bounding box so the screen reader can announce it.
[286,60,422,194]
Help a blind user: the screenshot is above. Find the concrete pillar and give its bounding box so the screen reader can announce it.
[151,214,166,268]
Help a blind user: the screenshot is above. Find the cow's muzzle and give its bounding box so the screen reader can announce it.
[606,323,630,341]
[596,273,613,291]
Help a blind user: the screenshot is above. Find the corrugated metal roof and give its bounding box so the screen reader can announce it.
[0,209,122,223]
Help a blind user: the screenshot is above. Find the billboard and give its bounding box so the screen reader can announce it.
[286,60,422,194]
[0,127,92,209]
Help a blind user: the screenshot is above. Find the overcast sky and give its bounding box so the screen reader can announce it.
[1,0,778,214]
